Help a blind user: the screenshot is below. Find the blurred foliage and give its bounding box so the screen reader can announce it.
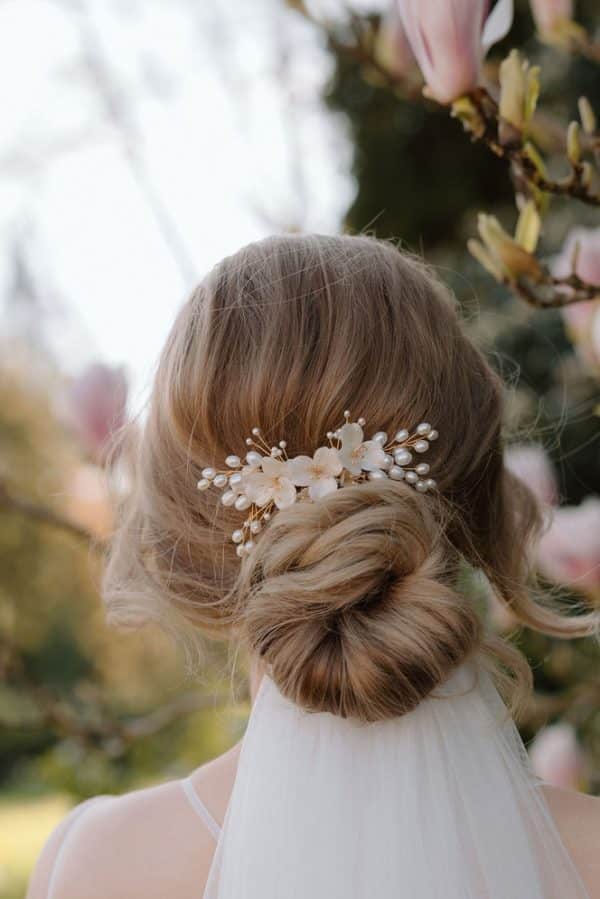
[0,352,249,814]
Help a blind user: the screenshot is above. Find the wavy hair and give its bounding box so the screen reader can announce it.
[103,234,598,721]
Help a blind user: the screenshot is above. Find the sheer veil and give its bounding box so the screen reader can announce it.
[204,661,589,898]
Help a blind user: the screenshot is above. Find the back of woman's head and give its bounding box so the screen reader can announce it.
[104,233,597,721]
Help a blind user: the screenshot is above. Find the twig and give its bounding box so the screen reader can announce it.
[285,0,421,97]
[512,271,600,309]
[2,640,238,755]
[468,88,600,207]
[569,31,600,66]
[0,480,99,546]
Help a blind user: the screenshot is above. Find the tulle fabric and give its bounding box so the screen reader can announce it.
[204,662,589,898]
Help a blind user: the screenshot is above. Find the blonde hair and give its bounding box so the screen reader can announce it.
[104,234,598,721]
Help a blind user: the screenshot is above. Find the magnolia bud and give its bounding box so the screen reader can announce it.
[566,121,581,166]
[475,213,543,283]
[578,96,596,135]
[515,201,541,254]
[499,50,540,135]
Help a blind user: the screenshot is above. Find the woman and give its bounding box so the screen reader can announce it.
[28,235,599,898]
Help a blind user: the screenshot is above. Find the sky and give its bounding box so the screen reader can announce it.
[0,0,385,410]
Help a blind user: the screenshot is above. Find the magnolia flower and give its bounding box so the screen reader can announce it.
[537,497,600,595]
[397,0,514,104]
[505,444,558,507]
[289,447,342,500]
[529,0,573,36]
[529,722,585,790]
[242,457,296,509]
[337,422,388,476]
[374,4,415,80]
[552,227,600,370]
[553,226,600,285]
[68,363,128,464]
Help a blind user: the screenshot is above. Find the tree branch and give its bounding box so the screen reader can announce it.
[0,480,100,547]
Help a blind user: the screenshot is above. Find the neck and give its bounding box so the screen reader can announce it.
[249,655,267,704]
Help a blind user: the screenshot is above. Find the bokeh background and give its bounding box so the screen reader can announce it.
[1,1,599,896]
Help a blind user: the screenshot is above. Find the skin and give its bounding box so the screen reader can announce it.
[27,660,600,899]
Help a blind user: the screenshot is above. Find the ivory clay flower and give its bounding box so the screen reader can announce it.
[288,447,343,500]
[337,422,388,476]
[242,457,296,509]
[200,416,439,557]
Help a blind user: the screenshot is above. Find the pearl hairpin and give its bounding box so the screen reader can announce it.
[197,411,439,558]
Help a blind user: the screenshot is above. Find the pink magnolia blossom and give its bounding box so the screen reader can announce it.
[537,497,600,594]
[396,0,514,104]
[505,444,558,507]
[552,227,600,369]
[69,363,128,464]
[529,722,585,790]
[374,4,415,80]
[529,0,573,34]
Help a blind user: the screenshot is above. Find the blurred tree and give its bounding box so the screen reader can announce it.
[0,352,245,800]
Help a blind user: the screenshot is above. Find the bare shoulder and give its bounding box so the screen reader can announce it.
[26,744,241,899]
[542,784,600,897]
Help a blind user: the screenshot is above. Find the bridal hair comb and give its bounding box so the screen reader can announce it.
[197,411,439,558]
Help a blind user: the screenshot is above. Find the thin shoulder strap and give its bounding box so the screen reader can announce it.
[180,776,221,841]
[47,796,111,899]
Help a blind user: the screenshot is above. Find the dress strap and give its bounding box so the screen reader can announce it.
[46,796,111,899]
[180,777,221,841]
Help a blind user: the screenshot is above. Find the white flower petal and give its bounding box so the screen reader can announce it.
[339,422,364,451]
[360,441,389,472]
[243,472,273,507]
[338,449,363,477]
[308,478,338,500]
[482,0,514,54]
[273,478,297,509]
[261,456,290,478]
[313,446,343,477]
[288,455,314,487]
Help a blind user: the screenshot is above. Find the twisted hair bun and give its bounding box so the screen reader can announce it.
[239,481,481,722]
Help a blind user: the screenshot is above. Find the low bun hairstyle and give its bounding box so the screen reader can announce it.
[240,481,480,721]
[104,234,599,721]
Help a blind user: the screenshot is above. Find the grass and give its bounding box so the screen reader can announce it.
[0,793,72,899]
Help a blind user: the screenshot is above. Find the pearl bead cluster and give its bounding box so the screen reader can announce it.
[196,413,439,559]
[369,420,439,490]
[196,426,290,558]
